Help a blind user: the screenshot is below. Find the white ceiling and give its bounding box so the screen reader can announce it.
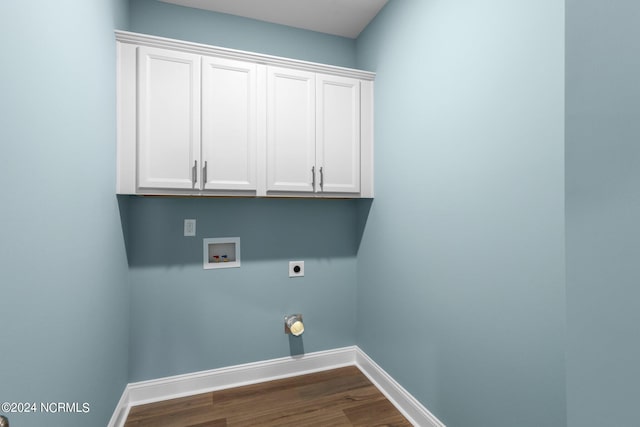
[158,0,388,39]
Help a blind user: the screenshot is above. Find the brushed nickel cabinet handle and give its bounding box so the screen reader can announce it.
[202,161,208,188]
[192,160,198,186]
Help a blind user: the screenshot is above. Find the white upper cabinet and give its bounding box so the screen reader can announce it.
[202,56,257,191]
[137,46,201,190]
[266,67,316,193]
[116,31,375,198]
[137,50,257,193]
[316,73,361,194]
[266,69,361,195]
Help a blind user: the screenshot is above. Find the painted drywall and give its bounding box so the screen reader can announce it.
[129,0,357,68]
[126,197,359,381]
[0,1,130,426]
[566,1,640,426]
[355,1,566,426]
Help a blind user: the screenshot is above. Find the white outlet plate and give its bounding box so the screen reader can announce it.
[184,219,196,236]
[289,261,304,278]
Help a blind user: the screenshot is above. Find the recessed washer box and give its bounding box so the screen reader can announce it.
[203,237,240,269]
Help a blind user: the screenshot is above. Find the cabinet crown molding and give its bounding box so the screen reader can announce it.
[115,30,375,81]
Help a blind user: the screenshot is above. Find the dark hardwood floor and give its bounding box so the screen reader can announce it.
[124,366,412,426]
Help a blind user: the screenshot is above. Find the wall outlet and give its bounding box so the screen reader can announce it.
[184,219,196,237]
[289,261,304,278]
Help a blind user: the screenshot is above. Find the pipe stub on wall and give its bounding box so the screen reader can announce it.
[284,314,304,336]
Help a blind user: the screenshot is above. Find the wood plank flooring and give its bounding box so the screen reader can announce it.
[125,366,412,426]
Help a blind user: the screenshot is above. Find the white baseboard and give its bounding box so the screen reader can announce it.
[106,387,130,427]
[108,346,444,427]
[355,347,445,427]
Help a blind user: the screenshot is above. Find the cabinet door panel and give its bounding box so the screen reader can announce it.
[316,74,360,193]
[138,47,201,190]
[267,67,316,192]
[202,57,257,190]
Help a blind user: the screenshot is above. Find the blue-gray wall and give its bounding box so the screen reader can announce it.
[129,0,357,68]
[126,0,361,382]
[0,1,131,426]
[355,1,566,426]
[125,198,358,381]
[566,1,640,426]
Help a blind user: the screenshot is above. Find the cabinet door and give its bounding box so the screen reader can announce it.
[138,47,201,190]
[316,74,361,194]
[266,66,316,192]
[202,57,257,191]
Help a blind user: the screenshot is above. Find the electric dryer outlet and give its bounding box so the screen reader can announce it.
[289,261,304,277]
